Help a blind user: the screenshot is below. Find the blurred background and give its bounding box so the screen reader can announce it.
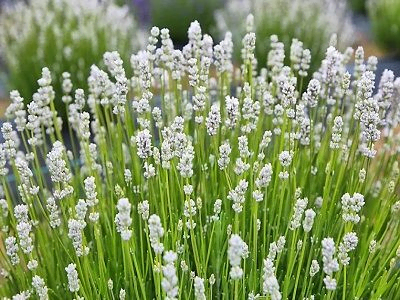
[0,0,398,118]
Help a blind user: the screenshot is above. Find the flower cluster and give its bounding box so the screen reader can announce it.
[115,198,133,241]
[0,20,399,300]
[228,234,249,279]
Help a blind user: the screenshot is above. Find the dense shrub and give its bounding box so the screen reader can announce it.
[0,21,399,299]
[0,0,143,118]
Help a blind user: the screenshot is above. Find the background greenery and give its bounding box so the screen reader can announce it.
[0,0,142,118]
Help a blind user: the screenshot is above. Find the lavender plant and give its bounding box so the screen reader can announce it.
[0,0,143,117]
[215,0,354,75]
[0,21,400,299]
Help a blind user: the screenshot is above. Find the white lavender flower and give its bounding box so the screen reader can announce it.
[303,209,316,232]
[161,251,179,300]
[369,240,377,253]
[0,144,8,176]
[366,55,377,72]
[214,31,233,73]
[2,122,17,159]
[290,39,303,71]
[354,72,380,157]
[259,131,273,150]
[225,96,240,128]
[268,236,286,260]
[14,204,28,222]
[234,157,250,175]
[184,198,197,217]
[227,179,249,213]
[228,234,249,280]
[68,217,88,257]
[255,163,273,188]
[321,238,339,276]
[119,289,126,300]
[341,193,365,224]
[138,200,150,220]
[211,199,223,221]
[65,263,80,293]
[194,276,206,300]
[302,79,321,108]
[354,47,365,79]
[262,258,281,300]
[115,198,132,241]
[323,276,337,290]
[148,214,164,254]
[206,104,221,136]
[6,91,26,131]
[32,275,48,300]
[177,143,194,178]
[62,72,73,104]
[46,141,72,188]
[5,236,19,265]
[75,199,88,221]
[78,112,91,140]
[252,190,263,202]
[209,274,216,286]
[241,32,256,62]
[143,162,156,179]
[16,219,33,254]
[290,197,308,230]
[183,184,193,195]
[338,232,358,265]
[278,151,292,168]
[107,279,113,291]
[310,260,320,277]
[136,129,153,159]
[314,196,323,208]
[184,198,197,229]
[376,69,394,111]
[104,51,128,115]
[196,197,202,210]
[46,197,61,228]
[241,85,260,133]
[27,259,38,270]
[152,107,163,128]
[299,49,311,77]
[84,176,98,207]
[14,156,34,195]
[238,135,251,158]
[330,116,343,149]
[180,260,189,272]
[358,169,366,183]
[267,35,285,72]
[12,290,31,300]
[218,142,232,170]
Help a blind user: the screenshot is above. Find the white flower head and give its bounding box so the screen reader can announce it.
[228,234,248,280]
[115,198,132,241]
[65,263,80,293]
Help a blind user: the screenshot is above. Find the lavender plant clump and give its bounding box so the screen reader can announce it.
[0,18,399,300]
